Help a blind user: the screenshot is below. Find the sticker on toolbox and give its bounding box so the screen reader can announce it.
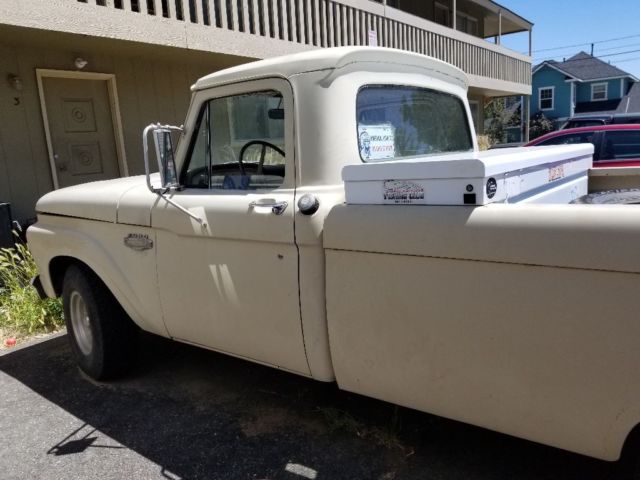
[548,165,565,182]
[382,180,425,204]
[486,178,498,199]
[358,124,395,161]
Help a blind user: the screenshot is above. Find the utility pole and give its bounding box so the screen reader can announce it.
[591,43,594,56]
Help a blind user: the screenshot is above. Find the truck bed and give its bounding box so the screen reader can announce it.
[323,202,640,461]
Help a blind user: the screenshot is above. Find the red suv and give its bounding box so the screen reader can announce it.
[525,125,640,167]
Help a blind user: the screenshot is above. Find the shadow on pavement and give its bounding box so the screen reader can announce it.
[0,332,621,480]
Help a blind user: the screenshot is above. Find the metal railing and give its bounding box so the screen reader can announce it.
[77,0,531,86]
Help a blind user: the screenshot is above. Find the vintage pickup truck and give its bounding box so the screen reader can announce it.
[27,47,640,468]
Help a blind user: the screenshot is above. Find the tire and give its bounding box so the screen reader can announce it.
[617,437,640,480]
[62,264,138,380]
[571,189,640,204]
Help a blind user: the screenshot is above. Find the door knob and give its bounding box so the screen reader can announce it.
[53,154,68,171]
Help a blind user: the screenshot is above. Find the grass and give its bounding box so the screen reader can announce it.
[0,240,64,346]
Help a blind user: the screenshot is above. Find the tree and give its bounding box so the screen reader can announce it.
[507,104,521,127]
[529,112,555,140]
[484,97,525,145]
[484,98,506,145]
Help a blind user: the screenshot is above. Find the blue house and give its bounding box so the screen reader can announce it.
[532,52,638,124]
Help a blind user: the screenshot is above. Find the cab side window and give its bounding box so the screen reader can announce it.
[181,90,286,190]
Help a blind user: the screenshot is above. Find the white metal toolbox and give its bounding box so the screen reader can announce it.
[342,144,594,206]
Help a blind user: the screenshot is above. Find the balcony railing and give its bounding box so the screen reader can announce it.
[78,0,530,88]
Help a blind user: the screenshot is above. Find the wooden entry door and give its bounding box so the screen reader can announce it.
[41,75,122,188]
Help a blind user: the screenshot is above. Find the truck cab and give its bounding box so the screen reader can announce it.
[150,48,477,380]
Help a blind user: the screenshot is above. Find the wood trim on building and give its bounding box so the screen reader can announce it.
[36,69,129,190]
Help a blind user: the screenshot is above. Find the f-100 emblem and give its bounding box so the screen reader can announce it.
[124,233,153,251]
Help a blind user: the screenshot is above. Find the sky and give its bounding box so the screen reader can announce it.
[496,0,640,78]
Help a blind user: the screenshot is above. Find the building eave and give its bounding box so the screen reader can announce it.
[470,0,533,29]
[563,74,639,83]
[533,62,579,80]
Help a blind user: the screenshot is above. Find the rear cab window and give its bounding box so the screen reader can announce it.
[356,85,473,162]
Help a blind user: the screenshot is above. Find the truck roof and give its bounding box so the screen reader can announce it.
[192,47,468,91]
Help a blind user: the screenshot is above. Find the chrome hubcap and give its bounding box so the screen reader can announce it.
[69,291,93,356]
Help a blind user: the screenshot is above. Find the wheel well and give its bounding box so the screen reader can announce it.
[622,423,640,458]
[49,257,91,297]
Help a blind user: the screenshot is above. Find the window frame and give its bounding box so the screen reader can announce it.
[538,86,554,111]
[591,82,608,102]
[178,78,295,191]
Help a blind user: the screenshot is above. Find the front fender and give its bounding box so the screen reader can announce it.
[27,216,168,338]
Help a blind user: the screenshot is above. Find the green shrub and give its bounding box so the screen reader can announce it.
[0,241,63,338]
[476,134,491,151]
[529,112,555,140]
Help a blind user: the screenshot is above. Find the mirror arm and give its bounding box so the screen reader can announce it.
[143,123,207,229]
[159,192,207,228]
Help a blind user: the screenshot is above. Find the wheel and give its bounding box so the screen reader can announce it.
[617,427,640,480]
[618,450,640,479]
[571,189,640,204]
[62,264,138,380]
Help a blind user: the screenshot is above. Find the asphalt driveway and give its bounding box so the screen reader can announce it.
[0,332,623,480]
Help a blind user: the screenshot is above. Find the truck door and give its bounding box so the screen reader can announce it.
[151,79,310,376]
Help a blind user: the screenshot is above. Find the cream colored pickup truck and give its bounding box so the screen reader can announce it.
[27,47,640,468]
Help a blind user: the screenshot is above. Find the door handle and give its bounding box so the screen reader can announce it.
[249,200,288,215]
[53,153,68,172]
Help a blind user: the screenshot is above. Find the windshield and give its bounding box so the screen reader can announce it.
[356,85,473,162]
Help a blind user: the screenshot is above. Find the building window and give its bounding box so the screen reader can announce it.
[466,17,478,36]
[434,2,451,27]
[591,83,608,101]
[456,12,478,36]
[539,87,554,111]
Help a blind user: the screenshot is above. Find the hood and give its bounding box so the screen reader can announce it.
[36,175,158,226]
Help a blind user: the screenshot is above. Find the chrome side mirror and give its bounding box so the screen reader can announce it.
[143,123,183,193]
[142,123,207,228]
[153,128,178,189]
